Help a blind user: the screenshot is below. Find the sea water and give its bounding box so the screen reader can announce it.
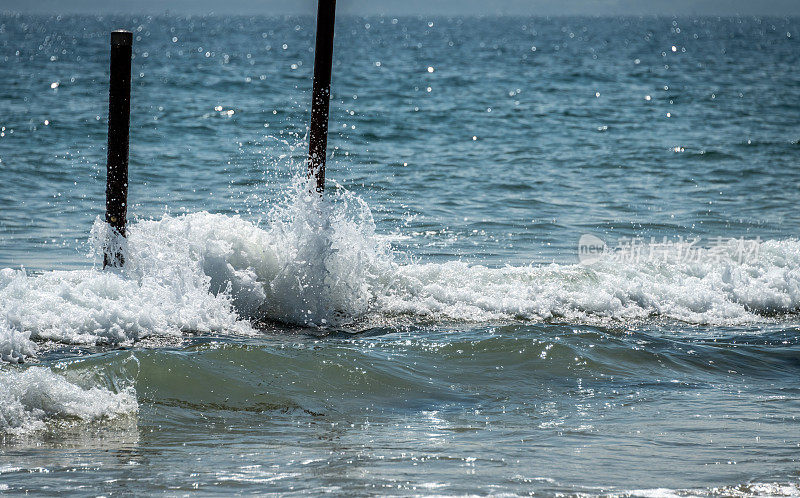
[0,15,799,495]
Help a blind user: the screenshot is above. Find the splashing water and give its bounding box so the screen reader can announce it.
[0,366,137,434]
[1,15,800,495]
[3,176,800,366]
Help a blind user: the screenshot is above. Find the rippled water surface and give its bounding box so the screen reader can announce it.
[1,15,799,496]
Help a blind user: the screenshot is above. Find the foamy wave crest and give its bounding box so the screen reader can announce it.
[383,238,800,325]
[126,194,800,327]
[0,316,36,364]
[0,217,257,363]
[116,180,392,326]
[0,367,137,434]
[0,178,394,362]
[0,262,251,364]
[2,177,800,364]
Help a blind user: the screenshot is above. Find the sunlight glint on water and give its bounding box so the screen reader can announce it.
[0,14,799,496]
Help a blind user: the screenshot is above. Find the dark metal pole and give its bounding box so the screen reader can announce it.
[307,0,336,193]
[104,30,132,268]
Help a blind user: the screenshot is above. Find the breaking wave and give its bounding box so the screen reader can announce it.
[1,178,800,366]
[0,366,137,434]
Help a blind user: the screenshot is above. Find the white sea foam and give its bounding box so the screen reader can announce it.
[0,316,36,364]
[381,237,800,325]
[0,259,251,364]
[2,179,800,365]
[0,367,137,434]
[112,180,390,326]
[120,184,800,328]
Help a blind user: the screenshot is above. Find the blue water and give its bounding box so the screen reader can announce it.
[1,15,799,496]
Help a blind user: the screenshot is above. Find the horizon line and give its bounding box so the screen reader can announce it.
[3,11,800,17]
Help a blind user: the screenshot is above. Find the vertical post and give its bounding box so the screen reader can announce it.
[104,30,132,268]
[307,0,336,193]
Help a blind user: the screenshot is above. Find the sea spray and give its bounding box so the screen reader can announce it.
[0,175,395,364]
[108,176,394,327]
[4,178,800,368]
[258,179,394,325]
[2,15,799,493]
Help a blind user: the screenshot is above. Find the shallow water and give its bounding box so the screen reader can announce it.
[1,14,799,496]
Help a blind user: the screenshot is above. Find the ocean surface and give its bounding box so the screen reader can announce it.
[1,14,799,496]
